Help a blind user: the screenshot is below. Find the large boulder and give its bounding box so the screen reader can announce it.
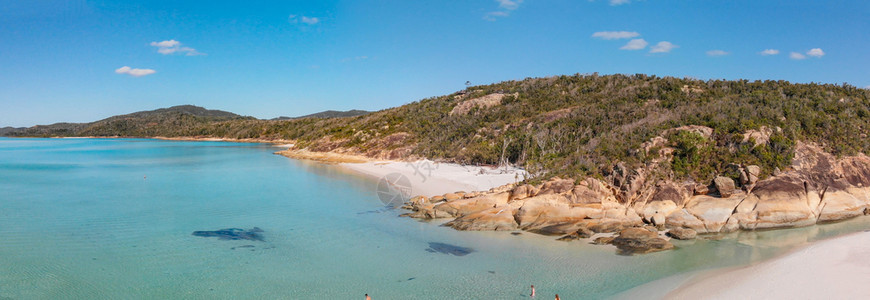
[610,162,647,203]
[713,176,736,198]
[817,188,867,222]
[683,194,744,233]
[444,206,519,231]
[433,192,510,218]
[510,184,539,201]
[610,228,674,255]
[515,194,595,230]
[741,165,761,185]
[665,209,706,232]
[741,175,817,230]
[666,227,697,240]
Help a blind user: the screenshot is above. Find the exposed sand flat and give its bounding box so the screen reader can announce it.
[341,159,528,197]
[665,231,870,299]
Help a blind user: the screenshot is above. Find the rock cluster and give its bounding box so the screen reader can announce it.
[402,142,870,254]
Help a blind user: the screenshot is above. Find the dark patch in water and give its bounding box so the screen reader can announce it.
[425,242,474,256]
[488,270,496,274]
[511,232,522,236]
[357,207,394,215]
[231,245,256,250]
[192,227,264,241]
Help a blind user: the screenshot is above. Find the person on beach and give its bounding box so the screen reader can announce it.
[530,285,536,297]
[365,294,371,300]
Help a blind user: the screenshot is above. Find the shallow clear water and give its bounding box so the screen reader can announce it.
[2,137,869,299]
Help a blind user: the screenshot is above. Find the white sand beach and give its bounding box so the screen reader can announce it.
[341,159,528,197]
[660,231,870,299]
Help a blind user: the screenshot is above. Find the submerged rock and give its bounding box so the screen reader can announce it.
[192,227,265,241]
[426,242,474,256]
[611,228,674,255]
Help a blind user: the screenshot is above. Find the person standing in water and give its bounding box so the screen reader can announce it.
[365,294,371,300]
[555,294,560,300]
[530,285,536,297]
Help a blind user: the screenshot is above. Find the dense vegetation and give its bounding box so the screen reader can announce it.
[5,74,869,184]
[271,109,370,120]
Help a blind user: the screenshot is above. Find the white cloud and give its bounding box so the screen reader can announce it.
[650,41,678,53]
[789,52,807,60]
[610,0,631,5]
[620,38,648,50]
[484,0,523,21]
[592,31,640,40]
[759,49,780,56]
[706,50,729,57]
[115,66,156,77]
[806,48,825,57]
[483,11,510,21]
[496,0,523,10]
[289,15,320,25]
[150,40,203,56]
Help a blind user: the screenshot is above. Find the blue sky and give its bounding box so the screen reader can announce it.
[1,0,868,127]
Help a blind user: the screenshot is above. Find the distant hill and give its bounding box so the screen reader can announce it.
[271,109,370,120]
[3,105,249,137]
[0,127,25,136]
[5,74,870,185]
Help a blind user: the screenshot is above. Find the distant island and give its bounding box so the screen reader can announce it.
[5,73,870,254]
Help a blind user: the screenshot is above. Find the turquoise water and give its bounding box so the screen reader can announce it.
[2,137,870,299]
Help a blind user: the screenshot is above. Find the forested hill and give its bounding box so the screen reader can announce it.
[5,74,870,183]
[3,105,249,137]
[271,109,370,120]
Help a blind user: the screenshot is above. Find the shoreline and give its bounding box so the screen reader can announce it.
[24,136,524,197]
[340,159,528,197]
[621,230,870,299]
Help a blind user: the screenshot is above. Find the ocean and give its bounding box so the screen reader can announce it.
[2,137,869,299]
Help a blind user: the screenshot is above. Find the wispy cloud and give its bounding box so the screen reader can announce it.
[150,40,203,56]
[650,41,677,53]
[341,56,370,63]
[806,48,825,58]
[496,0,522,10]
[789,52,807,60]
[759,49,780,56]
[484,0,523,21]
[706,50,729,57]
[609,0,631,5]
[115,66,155,77]
[592,31,640,40]
[289,15,320,25]
[619,38,648,50]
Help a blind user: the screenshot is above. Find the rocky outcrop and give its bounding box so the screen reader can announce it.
[401,141,870,254]
[449,92,518,116]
